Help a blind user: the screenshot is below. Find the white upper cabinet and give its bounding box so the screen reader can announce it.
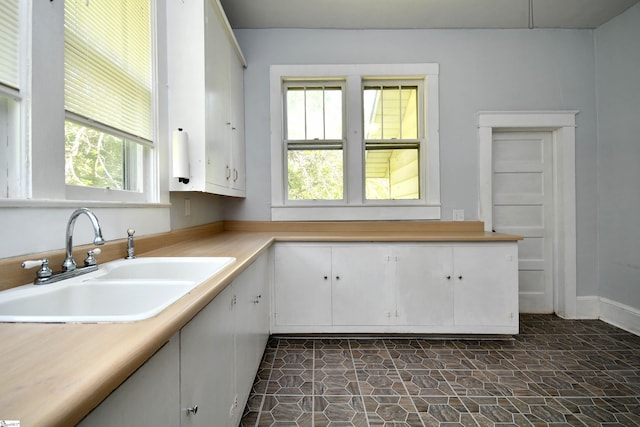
[167,0,246,197]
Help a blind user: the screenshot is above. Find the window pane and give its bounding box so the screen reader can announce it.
[401,87,418,139]
[286,88,305,140]
[288,149,343,200]
[285,85,343,141]
[363,88,381,139]
[365,145,419,200]
[363,85,418,140]
[65,120,143,192]
[324,88,342,140]
[305,88,324,140]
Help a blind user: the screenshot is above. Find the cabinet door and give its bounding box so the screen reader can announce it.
[394,246,454,326]
[233,253,269,425]
[180,284,235,427]
[77,336,180,427]
[229,51,245,193]
[332,245,392,326]
[205,0,232,190]
[453,245,519,328]
[274,245,332,326]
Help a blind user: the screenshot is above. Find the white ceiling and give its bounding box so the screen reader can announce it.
[219,0,639,30]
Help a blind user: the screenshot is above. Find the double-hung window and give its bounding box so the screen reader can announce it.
[363,81,421,200]
[284,82,345,201]
[271,64,440,221]
[64,0,153,201]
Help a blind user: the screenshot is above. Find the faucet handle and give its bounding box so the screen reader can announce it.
[22,258,53,280]
[84,248,102,267]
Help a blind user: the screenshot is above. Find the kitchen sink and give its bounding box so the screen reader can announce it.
[0,257,235,323]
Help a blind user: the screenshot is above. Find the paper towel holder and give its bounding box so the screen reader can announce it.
[172,128,190,184]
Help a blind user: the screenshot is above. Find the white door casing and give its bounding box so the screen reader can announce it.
[492,131,554,313]
[478,111,578,319]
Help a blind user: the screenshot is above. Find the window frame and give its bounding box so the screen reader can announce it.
[270,64,440,221]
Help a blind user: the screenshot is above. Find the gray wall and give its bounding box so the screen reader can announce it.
[595,4,640,310]
[170,192,225,230]
[225,28,600,297]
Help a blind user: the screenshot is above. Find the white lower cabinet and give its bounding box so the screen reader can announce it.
[77,336,180,427]
[77,252,270,427]
[181,253,270,426]
[272,242,518,334]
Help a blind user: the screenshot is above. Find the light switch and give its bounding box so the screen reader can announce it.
[453,209,464,221]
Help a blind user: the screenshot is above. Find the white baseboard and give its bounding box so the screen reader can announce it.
[575,296,600,319]
[599,297,640,336]
[572,296,640,335]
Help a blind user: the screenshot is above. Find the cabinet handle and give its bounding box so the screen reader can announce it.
[445,275,451,280]
[458,275,463,280]
[226,166,231,180]
[233,168,238,182]
[335,276,340,280]
[186,405,198,416]
[323,275,328,280]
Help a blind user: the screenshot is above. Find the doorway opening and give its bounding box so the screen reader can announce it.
[478,111,578,318]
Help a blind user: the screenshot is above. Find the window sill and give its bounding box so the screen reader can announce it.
[271,205,441,221]
[0,199,170,209]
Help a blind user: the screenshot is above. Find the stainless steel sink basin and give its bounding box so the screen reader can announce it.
[0,257,235,323]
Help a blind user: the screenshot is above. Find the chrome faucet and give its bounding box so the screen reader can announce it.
[22,208,106,284]
[62,208,105,272]
[125,228,136,259]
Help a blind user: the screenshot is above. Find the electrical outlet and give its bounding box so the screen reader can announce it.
[453,209,464,221]
[184,199,191,216]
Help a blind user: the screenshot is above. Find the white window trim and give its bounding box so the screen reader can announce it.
[270,64,440,221]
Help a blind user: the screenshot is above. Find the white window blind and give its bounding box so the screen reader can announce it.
[0,0,20,91]
[64,0,152,144]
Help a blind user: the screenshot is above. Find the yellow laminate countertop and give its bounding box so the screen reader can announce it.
[0,225,520,427]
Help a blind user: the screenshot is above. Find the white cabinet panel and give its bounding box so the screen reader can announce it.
[180,284,236,427]
[453,245,518,328]
[332,246,392,325]
[77,336,180,427]
[233,253,270,425]
[395,246,454,326]
[274,245,332,326]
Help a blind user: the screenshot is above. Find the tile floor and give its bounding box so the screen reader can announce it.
[240,315,640,426]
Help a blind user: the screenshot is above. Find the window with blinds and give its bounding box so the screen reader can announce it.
[64,0,152,193]
[65,0,152,143]
[0,0,21,199]
[0,0,20,92]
